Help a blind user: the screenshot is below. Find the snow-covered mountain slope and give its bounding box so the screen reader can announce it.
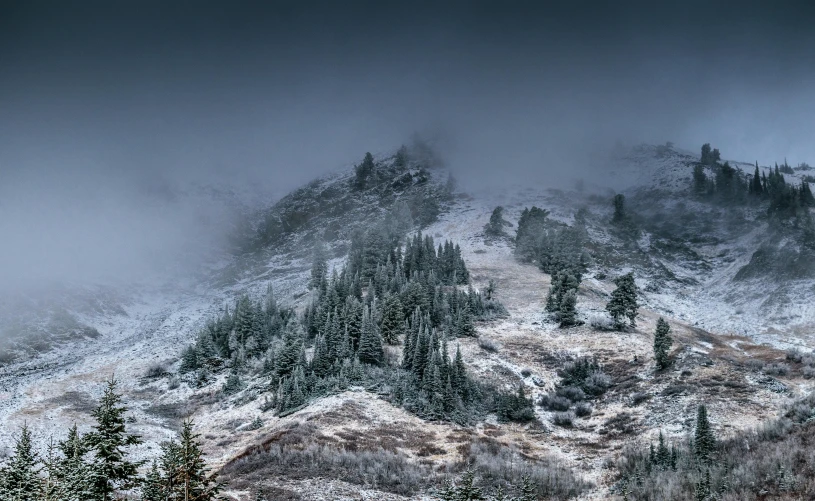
[1,144,813,499]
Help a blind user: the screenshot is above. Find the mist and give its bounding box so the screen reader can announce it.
[2,0,814,290]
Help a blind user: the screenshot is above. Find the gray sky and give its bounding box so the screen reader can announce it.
[1,0,814,288]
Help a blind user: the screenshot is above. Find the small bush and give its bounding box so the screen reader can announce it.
[520,368,532,378]
[552,411,576,427]
[556,385,586,402]
[786,348,804,363]
[745,358,765,372]
[478,337,499,353]
[630,392,650,406]
[144,362,168,379]
[589,312,615,331]
[763,362,790,376]
[539,394,571,412]
[803,366,815,379]
[574,402,593,418]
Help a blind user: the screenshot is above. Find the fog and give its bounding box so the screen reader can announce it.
[1,0,814,290]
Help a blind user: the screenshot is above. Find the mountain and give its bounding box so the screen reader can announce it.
[1,143,813,500]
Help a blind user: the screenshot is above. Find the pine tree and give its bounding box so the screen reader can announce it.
[653,317,673,370]
[693,164,708,195]
[694,404,716,465]
[518,475,537,501]
[606,272,639,329]
[485,280,496,301]
[141,461,164,501]
[453,469,485,500]
[485,206,508,237]
[276,322,304,378]
[354,152,375,189]
[84,378,144,501]
[613,194,626,223]
[559,288,578,327]
[357,306,384,365]
[172,420,222,501]
[380,293,405,344]
[310,241,328,291]
[56,423,94,501]
[0,424,42,501]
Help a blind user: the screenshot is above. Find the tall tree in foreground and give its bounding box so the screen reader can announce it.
[606,272,639,329]
[85,377,144,501]
[0,424,42,501]
[653,317,673,370]
[174,420,222,501]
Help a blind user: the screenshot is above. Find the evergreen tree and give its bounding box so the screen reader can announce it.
[750,162,763,196]
[518,475,536,501]
[276,322,304,378]
[653,317,673,370]
[612,194,626,223]
[485,280,496,301]
[56,423,94,501]
[354,152,375,189]
[606,272,639,329]
[380,293,405,345]
[485,206,508,237]
[141,461,164,501]
[84,378,144,501]
[357,306,384,365]
[310,241,328,291]
[172,420,222,501]
[693,164,708,196]
[0,424,42,501]
[559,288,578,327]
[694,404,716,465]
[453,469,485,500]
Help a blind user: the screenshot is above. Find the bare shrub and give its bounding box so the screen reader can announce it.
[763,362,790,376]
[574,402,593,418]
[144,362,168,379]
[630,392,650,406]
[539,394,571,411]
[744,358,765,372]
[552,411,576,427]
[478,337,499,353]
[556,385,586,402]
[588,312,615,331]
[222,423,591,499]
[786,348,803,363]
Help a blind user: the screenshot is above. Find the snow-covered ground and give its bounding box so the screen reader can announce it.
[1,145,813,499]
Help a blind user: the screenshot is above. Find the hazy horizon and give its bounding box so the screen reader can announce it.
[2,0,814,288]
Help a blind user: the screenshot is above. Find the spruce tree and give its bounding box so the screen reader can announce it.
[559,289,578,327]
[357,306,384,365]
[141,461,164,501]
[606,272,639,329]
[694,404,716,465]
[613,194,626,223]
[518,475,536,501]
[85,378,144,501]
[57,423,94,501]
[310,241,328,291]
[172,420,222,501]
[653,317,673,370]
[380,293,405,345]
[0,424,42,501]
[485,206,508,237]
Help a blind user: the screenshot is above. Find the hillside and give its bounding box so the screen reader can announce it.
[1,144,814,500]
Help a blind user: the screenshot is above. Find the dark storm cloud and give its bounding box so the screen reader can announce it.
[1,0,814,287]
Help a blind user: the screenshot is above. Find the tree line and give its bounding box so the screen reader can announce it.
[0,379,221,501]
